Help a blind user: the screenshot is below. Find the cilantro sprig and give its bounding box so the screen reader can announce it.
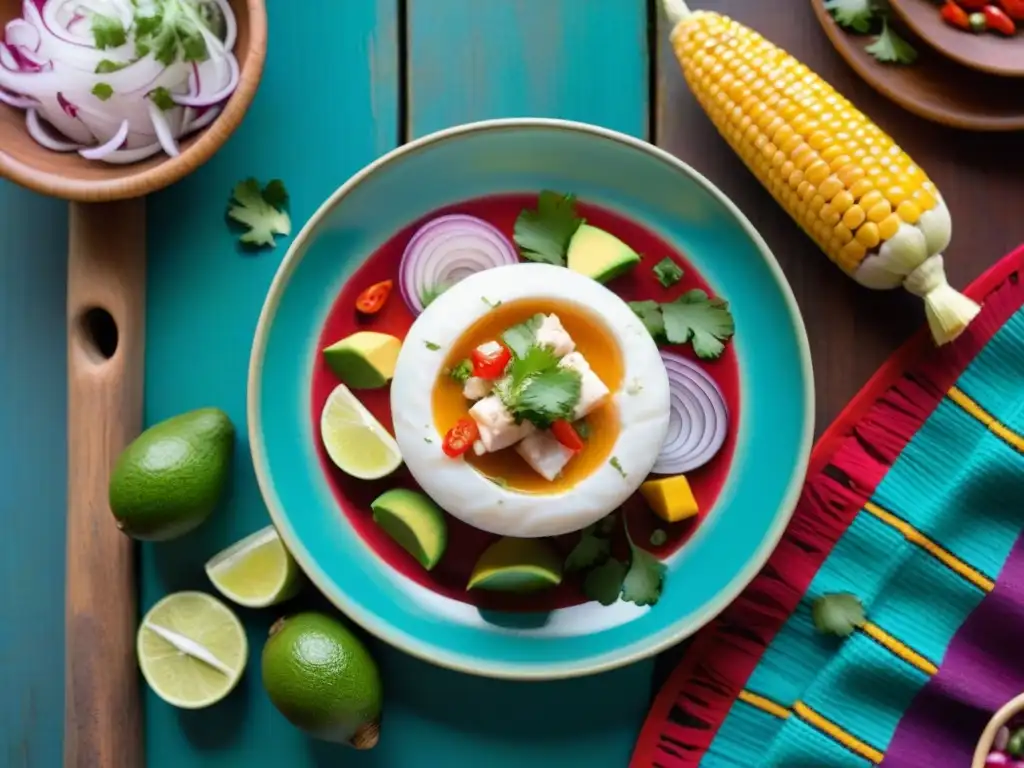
[513,191,584,266]
[227,179,292,248]
[629,289,735,359]
[824,0,917,66]
[572,512,668,608]
[494,345,580,429]
[653,257,684,288]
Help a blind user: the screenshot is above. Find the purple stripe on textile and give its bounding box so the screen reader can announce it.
[882,532,1024,767]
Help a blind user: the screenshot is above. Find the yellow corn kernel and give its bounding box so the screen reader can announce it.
[831,190,854,214]
[896,200,922,225]
[855,222,880,249]
[820,204,841,226]
[878,213,902,240]
[821,145,844,163]
[859,190,884,211]
[842,204,866,230]
[805,160,830,186]
[798,180,814,201]
[839,240,868,272]
[818,176,844,201]
[836,164,865,188]
[833,222,853,244]
[867,200,892,223]
[849,178,874,200]
[913,187,937,210]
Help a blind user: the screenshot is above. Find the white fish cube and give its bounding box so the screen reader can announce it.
[476,340,504,356]
[559,352,611,419]
[463,376,491,401]
[468,395,534,452]
[515,430,574,482]
[535,314,575,357]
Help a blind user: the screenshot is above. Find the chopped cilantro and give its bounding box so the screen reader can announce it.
[95,59,128,74]
[582,559,628,606]
[497,346,580,429]
[564,524,611,573]
[133,1,215,67]
[823,0,875,33]
[423,437,432,443]
[227,178,292,248]
[621,524,666,606]
[610,456,626,478]
[424,341,441,351]
[487,476,509,488]
[500,314,545,359]
[421,284,448,308]
[91,83,114,101]
[91,13,127,49]
[481,296,501,309]
[628,300,666,340]
[650,529,668,547]
[149,86,175,111]
[653,257,684,288]
[449,359,473,384]
[513,190,584,266]
[865,18,917,65]
[662,290,735,359]
[811,593,865,638]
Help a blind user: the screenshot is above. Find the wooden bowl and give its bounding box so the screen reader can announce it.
[889,0,1024,78]
[0,0,267,202]
[973,692,1024,766]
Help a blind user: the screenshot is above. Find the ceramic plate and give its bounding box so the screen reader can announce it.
[248,118,814,680]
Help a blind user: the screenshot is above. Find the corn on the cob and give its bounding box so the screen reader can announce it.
[662,0,979,345]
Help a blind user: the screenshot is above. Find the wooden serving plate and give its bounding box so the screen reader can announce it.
[811,0,1024,131]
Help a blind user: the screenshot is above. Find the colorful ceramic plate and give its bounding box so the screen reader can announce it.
[248,118,814,680]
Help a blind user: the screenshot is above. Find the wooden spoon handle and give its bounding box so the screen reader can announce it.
[65,199,146,768]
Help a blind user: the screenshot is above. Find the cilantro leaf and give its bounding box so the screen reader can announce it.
[661,290,735,359]
[564,525,611,573]
[811,593,865,638]
[823,0,876,34]
[227,178,292,248]
[181,28,208,62]
[865,18,917,65]
[513,191,584,266]
[148,86,174,111]
[500,314,545,359]
[653,257,684,288]
[91,13,127,49]
[628,300,665,340]
[134,13,163,37]
[424,341,441,351]
[95,59,128,73]
[621,524,666,606]
[91,82,114,101]
[495,344,581,429]
[582,558,628,606]
[449,359,473,384]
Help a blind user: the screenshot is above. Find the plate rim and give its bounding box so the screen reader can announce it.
[246,116,815,680]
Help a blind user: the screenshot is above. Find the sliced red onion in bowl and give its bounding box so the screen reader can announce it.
[399,214,519,314]
[147,100,180,157]
[0,87,36,108]
[5,19,41,51]
[172,53,237,108]
[79,118,128,160]
[652,351,729,475]
[26,107,81,150]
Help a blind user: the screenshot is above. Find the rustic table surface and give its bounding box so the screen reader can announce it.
[3,1,1021,766]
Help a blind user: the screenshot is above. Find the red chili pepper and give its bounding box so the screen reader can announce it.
[984,4,1016,33]
[442,418,479,458]
[355,280,393,314]
[957,0,988,9]
[941,0,972,28]
[470,343,511,379]
[551,420,584,453]
[999,0,1024,20]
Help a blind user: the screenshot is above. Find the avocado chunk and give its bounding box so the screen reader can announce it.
[566,223,641,284]
[370,488,448,570]
[467,537,563,593]
[322,331,402,389]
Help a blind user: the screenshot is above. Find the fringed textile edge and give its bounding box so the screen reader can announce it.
[631,247,1024,768]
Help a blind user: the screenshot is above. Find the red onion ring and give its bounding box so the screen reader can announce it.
[26,107,80,150]
[98,140,163,164]
[147,100,180,157]
[183,104,222,134]
[0,87,36,108]
[5,19,40,51]
[79,118,128,160]
[172,52,237,108]
[652,351,728,475]
[398,214,519,314]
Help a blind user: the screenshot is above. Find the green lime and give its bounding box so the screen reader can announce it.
[109,408,234,541]
[370,488,448,570]
[320,384,402,480]
[137,591,247,710]
[262,612,383,749]
[467,537,563,592]
[205,525,303,608]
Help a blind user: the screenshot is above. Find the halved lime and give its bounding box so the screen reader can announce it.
[467,537,563,593]
[370,488,448,571]
[137,591,248,709]
[320,384,402,480]
[205,525,303,608]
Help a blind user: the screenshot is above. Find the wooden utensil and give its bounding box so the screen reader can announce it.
[889,0,1024,79]
[812,0,1024,131]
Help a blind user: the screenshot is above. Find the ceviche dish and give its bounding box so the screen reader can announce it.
[311,191,741,612]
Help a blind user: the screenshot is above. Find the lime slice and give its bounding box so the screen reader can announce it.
[467,537,563,593]
[205,525,303,608]
[320,383,402,480]
[137,591,248,709]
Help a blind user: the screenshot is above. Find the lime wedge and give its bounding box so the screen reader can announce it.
[137,591,248,709]
[205,525,303,608]
[467,537,563,593]
[320,384,402,480]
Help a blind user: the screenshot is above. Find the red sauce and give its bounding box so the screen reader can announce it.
[309,194,741,611]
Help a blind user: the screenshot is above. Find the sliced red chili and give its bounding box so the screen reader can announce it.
[958,0,988,9]
[940,0,971,28]
[551,420,584,453]
[1000,0,1024,21]
[442,418,479,458]
[984,3,1016,32]
[355,280,393,315]
[471,343,511,379]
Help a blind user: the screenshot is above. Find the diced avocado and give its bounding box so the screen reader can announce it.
[566,223,641,284]
[322,331,402,389]
[640,475,699,523]
[370,488,448,570]
[467,537,563,593]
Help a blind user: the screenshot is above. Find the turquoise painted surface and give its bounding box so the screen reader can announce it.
[0,183,68,768]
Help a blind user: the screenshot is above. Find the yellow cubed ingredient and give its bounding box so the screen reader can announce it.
[639,475,700,524]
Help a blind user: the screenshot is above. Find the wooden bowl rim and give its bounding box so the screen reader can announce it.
[0,0,267,203]
[972,692,1024,767]
[888,0,1024,79]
